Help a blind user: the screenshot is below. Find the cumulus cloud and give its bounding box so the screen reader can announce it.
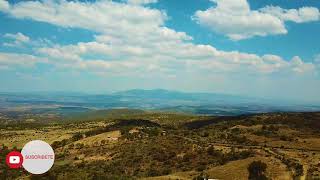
[290,56,315,73]
[0,52,45,68]
[261,6,320,23]
[193,0,320,40]
[3,32,30,47]
[4,32,30,43]
[0,0,317,76]
[3,0,166,35]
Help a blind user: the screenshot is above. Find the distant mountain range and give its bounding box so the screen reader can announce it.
[0,89,319,116]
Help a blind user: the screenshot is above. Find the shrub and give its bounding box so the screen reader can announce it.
[196,164,206,172]
[207,146,215,156]
[76,143,84,149]
[147,168,161,177]
[100,140,106,145]
[72,132,83,141]
[248,161,268,180]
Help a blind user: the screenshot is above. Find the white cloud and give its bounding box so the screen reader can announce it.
[193,0,286,40]
[0,0,9,12]
[194,0,320,40]
[0,52,45,68]
[3,32,30,47]
[127,0,158,5]
[4,0,166,35]
[36,39,315,75]
[290,56,315,73]
[261,6,320,23]
[4,32,30,42]
[0,0,317,76]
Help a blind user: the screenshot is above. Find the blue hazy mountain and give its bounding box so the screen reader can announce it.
[0,89,319,116]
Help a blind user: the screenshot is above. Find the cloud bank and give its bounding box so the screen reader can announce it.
[0,0,316,75]
[0,0,319,101]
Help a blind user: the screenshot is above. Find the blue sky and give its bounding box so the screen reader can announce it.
[0,0,320,103]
